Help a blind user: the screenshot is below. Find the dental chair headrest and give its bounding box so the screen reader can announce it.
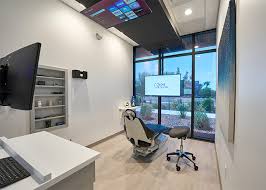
[124,109,136,120]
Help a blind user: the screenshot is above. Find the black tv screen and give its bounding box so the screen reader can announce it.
[81,0,152,28]
[0,43,41,110]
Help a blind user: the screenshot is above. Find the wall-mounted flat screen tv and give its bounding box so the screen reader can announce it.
[81,0,152,28]
[145,75,181,96]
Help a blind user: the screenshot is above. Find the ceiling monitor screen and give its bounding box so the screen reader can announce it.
[81,0,152,28]
[145,75,181,96]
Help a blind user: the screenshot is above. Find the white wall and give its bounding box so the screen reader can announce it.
[0,0,133,146]
[216,0,266,189]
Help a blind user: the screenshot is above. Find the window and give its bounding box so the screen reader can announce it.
[133,30,217,141]
[135,60,159,124]
[194,52,216,140]
[162,56,192,134]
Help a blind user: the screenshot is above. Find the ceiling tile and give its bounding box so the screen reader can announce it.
[173,0,205,23]
[163,0,219,35]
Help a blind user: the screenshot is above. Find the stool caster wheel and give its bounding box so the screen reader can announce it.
[176,165,181,171]
[192,156,196,161]
[167,157,170,161]
[194,165,198,171]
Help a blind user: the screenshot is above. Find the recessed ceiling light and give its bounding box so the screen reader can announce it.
[185,8,192,16]
[194,45,199,48]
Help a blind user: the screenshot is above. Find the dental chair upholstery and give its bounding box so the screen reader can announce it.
[123,109,168,157]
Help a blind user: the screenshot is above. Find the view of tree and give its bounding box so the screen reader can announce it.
[202,98,215,113]
[203,81,210,88]
[200,81,216,98]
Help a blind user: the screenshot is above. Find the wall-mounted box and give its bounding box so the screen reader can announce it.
[72,70,87,79]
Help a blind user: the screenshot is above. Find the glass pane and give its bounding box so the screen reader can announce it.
[195,30,216,52]
[163,35,192,56]
[161,56,192,133]
[135,60,159,124]
[135,47,159,61]
[194,52,216,141]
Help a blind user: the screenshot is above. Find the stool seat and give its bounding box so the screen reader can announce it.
[169,127,190,139]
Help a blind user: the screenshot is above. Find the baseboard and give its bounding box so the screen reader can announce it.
[215,145,223,190]
[87,130,125,148]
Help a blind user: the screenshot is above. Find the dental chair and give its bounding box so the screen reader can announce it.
[123,109,168,158]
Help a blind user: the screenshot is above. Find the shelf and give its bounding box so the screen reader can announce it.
[36,85,65,88]
[34,124,67,132]
[35,94,65,97]
[31,66,68,133]
[37,76,64,80]
[35,115,65,122]
[35,105,65,110]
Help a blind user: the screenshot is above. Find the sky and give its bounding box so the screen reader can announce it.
[135,52,217,90]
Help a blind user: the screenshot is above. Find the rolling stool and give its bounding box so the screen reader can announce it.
[166,127,198,171]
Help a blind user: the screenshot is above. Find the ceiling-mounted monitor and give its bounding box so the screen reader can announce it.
[81,0,152,28]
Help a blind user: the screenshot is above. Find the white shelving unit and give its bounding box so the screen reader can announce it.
[31,66,68,133]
